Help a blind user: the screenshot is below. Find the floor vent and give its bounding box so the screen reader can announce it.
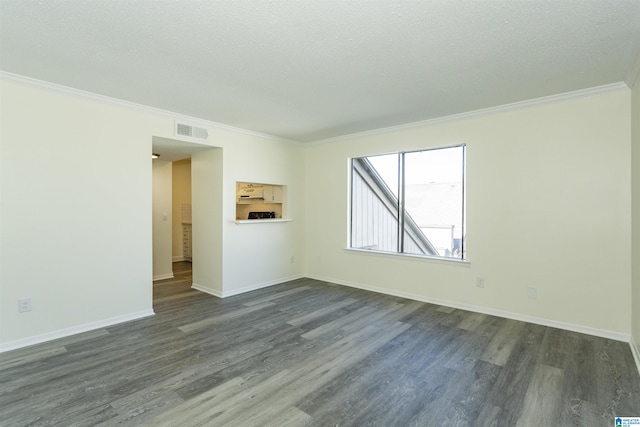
[175,122,208,140]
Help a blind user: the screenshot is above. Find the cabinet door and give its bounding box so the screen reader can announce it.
[263,185,274,202]
[263,185,283,203]
[271,185,283,203]
[182,224,192,259]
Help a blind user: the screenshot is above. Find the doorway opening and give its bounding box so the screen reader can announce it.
[151,136,221,300]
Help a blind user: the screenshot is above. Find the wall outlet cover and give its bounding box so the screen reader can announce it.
[18,298,32,312]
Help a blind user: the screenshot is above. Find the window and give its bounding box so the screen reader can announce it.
[350,145,465,260]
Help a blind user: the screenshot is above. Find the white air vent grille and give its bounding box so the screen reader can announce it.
[175,122,209,140]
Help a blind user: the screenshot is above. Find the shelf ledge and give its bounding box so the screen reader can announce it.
[234,218,293,224]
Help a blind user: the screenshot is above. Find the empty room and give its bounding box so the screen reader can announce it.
[1,1,639,426]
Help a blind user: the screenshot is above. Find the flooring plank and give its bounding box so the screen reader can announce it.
[178,301,276,333]
[242,286,311,307]
[301,304,378,340]
[516,363,564,427]
[480,319,525,366]
[199,322,411,427]
[286,298,357,327]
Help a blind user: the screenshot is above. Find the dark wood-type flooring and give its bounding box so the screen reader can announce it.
[1,261,639,426]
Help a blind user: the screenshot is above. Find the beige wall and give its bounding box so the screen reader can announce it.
[631,70,640,357]
[172,158,191,260]
[305,88,632,338]
[152,159,173,279]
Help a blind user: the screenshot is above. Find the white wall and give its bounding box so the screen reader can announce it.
[305,88,632,338]
[191,148,224,296]
[190,130,306,298]
[0,80,156,347]
[220,131,306,296]
[631,71,640,354]
[152,159,173,280]
[0,77,306,350]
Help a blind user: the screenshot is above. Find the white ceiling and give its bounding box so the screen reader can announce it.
[1,1,640,143]
[152,136,214,162]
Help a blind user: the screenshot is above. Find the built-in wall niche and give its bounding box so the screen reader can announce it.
[235,182,288,222]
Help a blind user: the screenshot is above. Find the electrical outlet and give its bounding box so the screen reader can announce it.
[476,277,485,288]
[527,287,538,299]
[18,298,32,313]
[290,256,295,264]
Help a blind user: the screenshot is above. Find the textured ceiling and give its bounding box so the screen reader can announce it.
[1,0,640,142]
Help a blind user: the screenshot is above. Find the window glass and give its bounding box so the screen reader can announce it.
[403,146,465,258]
[351,153,399,252]
[350,145,465,260]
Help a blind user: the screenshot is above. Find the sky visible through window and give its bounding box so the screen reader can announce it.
[367,147,464,195]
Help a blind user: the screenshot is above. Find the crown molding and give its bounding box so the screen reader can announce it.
[309,82,629,146]
[0,71,301,146]
[1,71,629,147]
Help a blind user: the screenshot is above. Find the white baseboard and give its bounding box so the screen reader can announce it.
[192,274,305,299]
[305,274,631,343]
[0,309,155,353]
[221,274,305,298]
[153,273,174,281]
[191,282,223,298]
[631,335,640,377]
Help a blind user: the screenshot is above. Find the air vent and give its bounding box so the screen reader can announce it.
[175,122,209,140]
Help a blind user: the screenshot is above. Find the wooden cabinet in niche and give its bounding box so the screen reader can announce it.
[235,181,287,220]
[182,224,192,260]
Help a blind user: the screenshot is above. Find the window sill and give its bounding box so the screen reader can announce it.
[344,247,470,267]
[234,218,293,224]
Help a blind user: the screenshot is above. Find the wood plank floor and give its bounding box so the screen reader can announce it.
[1,261,639,426]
